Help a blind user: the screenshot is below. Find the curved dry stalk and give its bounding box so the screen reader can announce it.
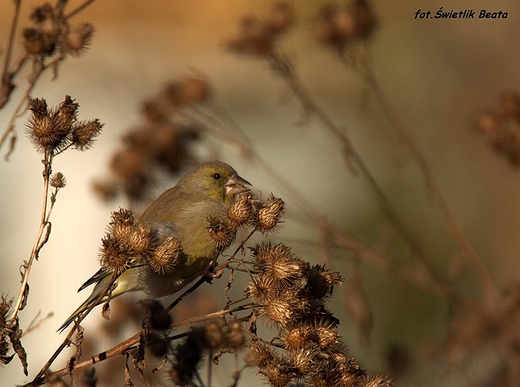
[347,56,499,308]
[269,51,432,266]
[8,150,55,323]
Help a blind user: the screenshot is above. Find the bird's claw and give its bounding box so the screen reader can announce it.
[201,261,223,279]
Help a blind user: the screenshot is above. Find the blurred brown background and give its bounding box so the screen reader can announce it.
[1,0,520,386]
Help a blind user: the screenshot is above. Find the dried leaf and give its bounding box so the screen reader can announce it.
[101,301,110,320]
[124,356,134,387]
[8,319,28,375]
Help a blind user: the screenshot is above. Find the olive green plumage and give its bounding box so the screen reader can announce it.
[59,160,250,331]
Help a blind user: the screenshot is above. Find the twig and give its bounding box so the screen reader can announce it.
[64,0,96,19]
[8,150,54,322]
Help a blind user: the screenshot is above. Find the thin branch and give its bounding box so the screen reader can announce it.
[64,0,96,19]
[8,150,53,322]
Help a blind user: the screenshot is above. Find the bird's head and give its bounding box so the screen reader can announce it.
[182,160,251,205]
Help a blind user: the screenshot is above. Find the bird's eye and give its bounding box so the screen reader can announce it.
[213,173,221,180]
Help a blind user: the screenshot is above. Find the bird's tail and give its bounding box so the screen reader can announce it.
[58,272,118,332]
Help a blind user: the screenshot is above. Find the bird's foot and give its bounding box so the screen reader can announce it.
[202,262,223,279]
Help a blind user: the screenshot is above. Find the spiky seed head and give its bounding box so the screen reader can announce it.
[50,172,66,188]
[225,320,245,349]
[202,320,224,349]
[61,23,94,56]
[207,216,237,249]
[127,224,156,256]
[143,300,172,331]
[109,208,136,242]
[148,235,181,275]
[255,194,284,234]
[99,235,131,274]
[72,119,103,150]
[227,194,253,226]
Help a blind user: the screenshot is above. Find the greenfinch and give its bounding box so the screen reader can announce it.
[59,160,251,331]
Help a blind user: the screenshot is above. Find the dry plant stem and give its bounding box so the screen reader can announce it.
[1,0,22,83]
[65,0,96,19]
[270,52,432,266]
[353,60,499,307]
[8,150,55,323]
[36,305,254,384]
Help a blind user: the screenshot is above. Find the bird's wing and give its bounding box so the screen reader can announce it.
[77,267,109,292]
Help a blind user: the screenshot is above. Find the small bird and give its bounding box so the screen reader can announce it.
[59,160,251,331]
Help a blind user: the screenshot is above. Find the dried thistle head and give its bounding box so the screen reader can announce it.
[207,216,237,250]
[26,96,102,154]
[49,172,66,189]
[201,320,224,349]
[53,95,79,139]
[253,194,285,234]
[30,4,53,24]
[26,98,60,151]
[60,23,94,56]
[305,264,344,301]
[251,242,307,290]
[248,341,277,369]
[227,194,254,227]
[227,3,293,58]
[142,300,172,331]
[71,119,103,150]
[23,28,45,55]
[166,330,204,386]
[147,235,181,275]
[127,223,157,256]
[0,296,13,366]
[266,2,294,34]
[109,208,136,242]
[312,0,378,54]
[225,320,245,349]
[246,274,275,304]
[146,332,169,358]
[249,343,295,386]
[282,319,339,351]
[109,148,149,180]
[99,234,132,274]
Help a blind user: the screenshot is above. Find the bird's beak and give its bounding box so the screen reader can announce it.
[225,174,252,195]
